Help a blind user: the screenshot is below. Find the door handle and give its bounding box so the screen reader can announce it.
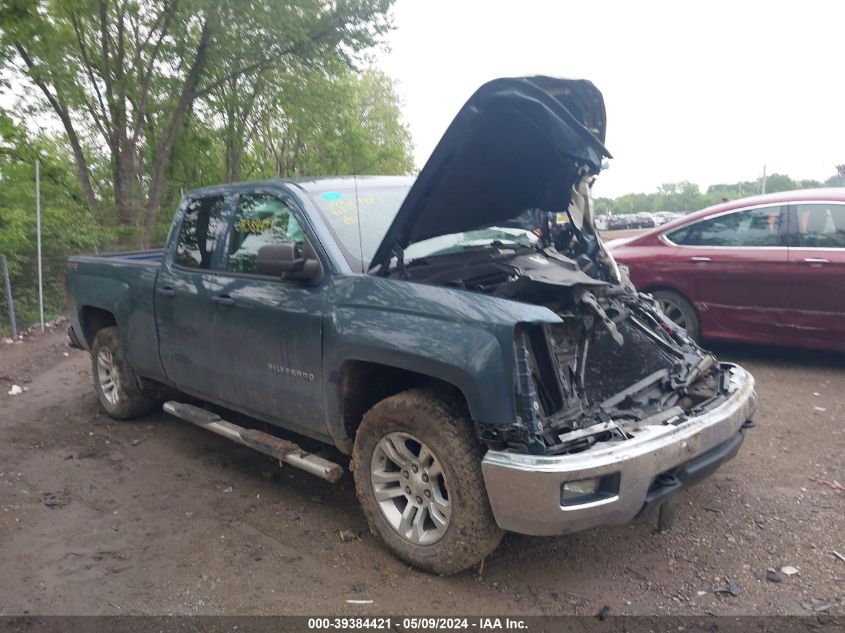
[690,256,712,262]
[803,257,829,264]
[211,295,235,307]
[157,286,175,297]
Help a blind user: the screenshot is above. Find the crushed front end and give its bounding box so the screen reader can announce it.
[393,174,757,536]
[367,74,757,536]
[480,355,755,535]
[471,182,758,535]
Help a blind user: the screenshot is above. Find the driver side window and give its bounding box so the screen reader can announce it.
[226,194,303,275]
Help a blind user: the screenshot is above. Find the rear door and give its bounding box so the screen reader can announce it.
[787,201,845,349]
[156,193,233,398]
[663,204,791,342]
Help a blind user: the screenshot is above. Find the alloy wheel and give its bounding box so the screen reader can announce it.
[96,348,120,405]
[370,432,451,545]
[656,297,689,331]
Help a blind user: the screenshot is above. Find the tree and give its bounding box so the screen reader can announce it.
[764,173,797,193]
[600,171,838,219]
[1,0,393,243]
[247,67,414,180]
[654,181,706,212]
[0,113,107,331]
[142,66,413,244]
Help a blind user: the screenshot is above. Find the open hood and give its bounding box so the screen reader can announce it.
[369,76,612,272]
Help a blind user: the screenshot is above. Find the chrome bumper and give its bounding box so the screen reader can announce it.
[481,363,756,535]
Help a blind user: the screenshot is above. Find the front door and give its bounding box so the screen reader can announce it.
[210,191,328,439]
[663,204,791,342]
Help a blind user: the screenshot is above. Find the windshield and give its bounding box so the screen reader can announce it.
[306,183,410,270]
[306,181,543,271]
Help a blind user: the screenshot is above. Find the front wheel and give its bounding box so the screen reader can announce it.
[352,389,503,575]
[651,289,701,341]
[91,326,158,419]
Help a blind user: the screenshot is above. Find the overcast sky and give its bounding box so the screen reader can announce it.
[375,0,844,198]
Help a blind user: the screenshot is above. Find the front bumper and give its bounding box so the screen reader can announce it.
[481,363,756,535]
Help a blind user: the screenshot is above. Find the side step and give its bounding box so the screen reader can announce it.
[162,401,344,483]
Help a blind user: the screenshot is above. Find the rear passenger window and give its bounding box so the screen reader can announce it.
[796,203,845,248]
[226,194,304,275]
[174,196,227,269]
[667,206,783,247]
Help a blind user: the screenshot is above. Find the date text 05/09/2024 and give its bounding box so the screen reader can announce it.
[306,617,528,631]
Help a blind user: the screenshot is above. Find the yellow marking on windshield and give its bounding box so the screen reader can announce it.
[325,194,383,226]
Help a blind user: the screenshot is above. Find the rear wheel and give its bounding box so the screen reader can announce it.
[352,388,503,575]
[91,327,158,419]
[651,289,701,341]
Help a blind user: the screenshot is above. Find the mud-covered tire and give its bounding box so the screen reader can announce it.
[652,289,701,341]
[352,388,504,575]
[90,327,158,419]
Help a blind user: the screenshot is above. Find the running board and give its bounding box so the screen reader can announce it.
[162,401,344,483]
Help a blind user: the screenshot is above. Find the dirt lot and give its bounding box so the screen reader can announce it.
[0,327,843,616]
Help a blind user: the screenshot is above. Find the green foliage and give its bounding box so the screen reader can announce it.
[0,0,414,308]
[149,67,414,245]
[0,0,397,241]
[598,172,843,216]
[245,67,415,179]
[0,114,109,333]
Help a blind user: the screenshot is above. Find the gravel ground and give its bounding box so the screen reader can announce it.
[0,328,843,616]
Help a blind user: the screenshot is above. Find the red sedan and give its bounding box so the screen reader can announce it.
[606,189,845,352]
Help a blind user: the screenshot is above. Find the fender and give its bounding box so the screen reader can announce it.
[323,275,562,449]
[72,262,164,379]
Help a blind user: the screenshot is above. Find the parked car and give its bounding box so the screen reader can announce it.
[605,214,656,230]
[653,211,682,225]
[632,212,657,228]
[607,189,845,351]
[65,76,756,574]
[606,215,632,230]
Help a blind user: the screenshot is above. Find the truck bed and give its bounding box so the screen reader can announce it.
[66,248,165,380]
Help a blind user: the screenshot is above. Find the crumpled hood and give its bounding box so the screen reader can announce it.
[369,76,612,271]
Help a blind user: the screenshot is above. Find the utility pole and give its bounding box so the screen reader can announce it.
[760,164,767,194]
[36,159,44,332]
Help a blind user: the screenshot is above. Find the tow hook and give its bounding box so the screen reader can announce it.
[654,472,680,532]
[657,500,676,532]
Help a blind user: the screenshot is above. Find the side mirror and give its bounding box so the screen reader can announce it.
[256,242,324,286]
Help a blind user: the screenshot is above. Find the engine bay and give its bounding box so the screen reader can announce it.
[382,192,729,456]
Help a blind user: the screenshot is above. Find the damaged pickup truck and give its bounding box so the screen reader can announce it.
[65,77,756,574]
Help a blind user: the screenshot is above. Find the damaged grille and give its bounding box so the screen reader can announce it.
[583,319,674,404]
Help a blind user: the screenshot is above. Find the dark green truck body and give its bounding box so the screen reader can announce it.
[65,78,756,549]
[65,177,558,453]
